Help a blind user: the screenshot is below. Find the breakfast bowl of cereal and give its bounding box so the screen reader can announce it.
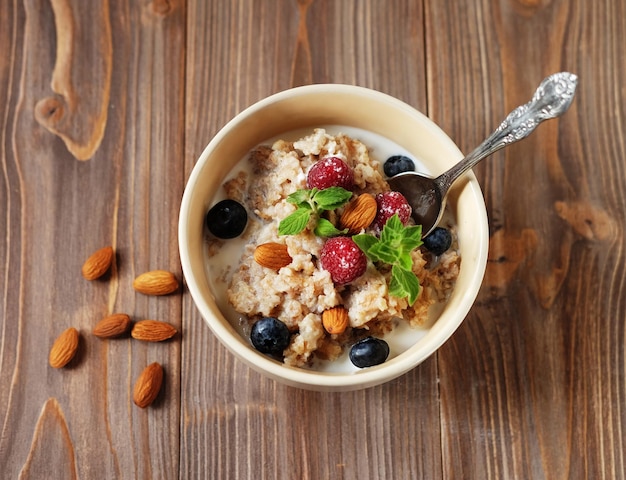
[178,84,489,391]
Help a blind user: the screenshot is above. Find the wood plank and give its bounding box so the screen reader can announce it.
[181,1,439,478]
[426,0,626,478]
[1,0,624,477]
[0,0,185,477]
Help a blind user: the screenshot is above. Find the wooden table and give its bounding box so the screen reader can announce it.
[2,1,624,478]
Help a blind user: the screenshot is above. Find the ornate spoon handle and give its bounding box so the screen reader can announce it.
[437,72,578,192]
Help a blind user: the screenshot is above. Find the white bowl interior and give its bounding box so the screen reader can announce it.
[179,84,488,391]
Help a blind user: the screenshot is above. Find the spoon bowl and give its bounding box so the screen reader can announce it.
[389,72,578,236]
[387,171,445,237]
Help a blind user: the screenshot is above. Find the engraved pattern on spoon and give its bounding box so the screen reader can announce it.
[496,72,578,145]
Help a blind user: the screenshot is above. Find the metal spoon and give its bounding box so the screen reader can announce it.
[388,72,578,237]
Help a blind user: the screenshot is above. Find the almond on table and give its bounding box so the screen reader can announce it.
[133,362,164,408]
[92,313,132,338]
[133,270,179,295]
[81,246,114,280]
[131,320,177,342]
[49,327,80,368]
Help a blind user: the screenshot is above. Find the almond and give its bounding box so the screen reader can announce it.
[253,242,292,270]
[339,193,377,234]
[131,320,177,342]
[133,270,179,295]
[49,327,80,368]
[93,313,132,338]
[81,246,114,280]
[322,306,349,335]
[133,362,164,408]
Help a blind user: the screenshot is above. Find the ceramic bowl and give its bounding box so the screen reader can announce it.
[178,84,489,391]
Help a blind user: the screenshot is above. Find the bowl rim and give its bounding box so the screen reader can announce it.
[179,84,489,390]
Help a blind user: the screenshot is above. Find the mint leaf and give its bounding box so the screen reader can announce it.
[399,226,423,255]
[402,225,423,245]
[390,265,420,305]
[400,237,421,252]
[353,234,379,255]
[313,187,352,211]
[396,251,413,271]
[379,215,421,255]
[315,218,347,237]
[388,268,408,300]
[287,189,314,207]
[369,242,399,264]
[278,208,312,235]
[380,214,404,244]
[354,214,423,303]
[279,187,352,237]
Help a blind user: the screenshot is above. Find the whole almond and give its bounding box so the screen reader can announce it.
[339,193,377,234]
[253,242,292,270]
[81,246,114,280]
[322,306,349,335]
[131,320,177,342]
[93,313,132,338]
[133,270,179,295]
[133,362,164,408]
[49,327,80,368]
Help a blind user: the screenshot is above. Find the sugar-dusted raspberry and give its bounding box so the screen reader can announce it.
[307,156,354,190]
[373,191,412,232]
[320,237,367,284]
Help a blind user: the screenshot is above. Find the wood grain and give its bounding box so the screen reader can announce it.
[33,0,112,161]
[182,2,433,479]
[1,0,185,477]
[19,398,78,479]
[427,0,626,478]
[1,0,625,478]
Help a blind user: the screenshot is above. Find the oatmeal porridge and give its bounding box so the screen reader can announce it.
[205,127,460,370]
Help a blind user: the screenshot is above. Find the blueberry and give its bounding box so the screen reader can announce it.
[423,227,452,256]
[205,199,247,239]
[384,155,415,177]
[250,317,290,356]
[349,336,390,368]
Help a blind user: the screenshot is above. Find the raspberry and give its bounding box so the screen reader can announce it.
[320,237,367,284]
[373,191,412,232]
[307,156,354,190]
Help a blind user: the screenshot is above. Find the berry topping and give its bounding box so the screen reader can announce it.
[383,155,415,177]
[320,237,367,284]
[206,199,248,239]
[250,317,291,355]
[349,336,390,368]
[307,156,354,190]
[423,227,452,256]
[373,191,412,232]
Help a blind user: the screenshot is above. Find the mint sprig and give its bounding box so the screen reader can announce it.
[353,214,423,305]
[278,187,351,236]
